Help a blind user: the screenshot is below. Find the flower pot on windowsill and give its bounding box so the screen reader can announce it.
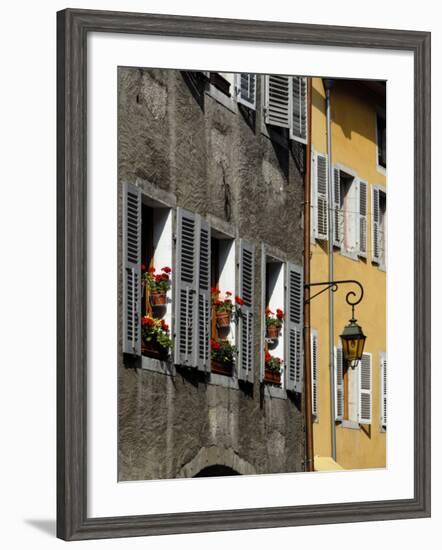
[211,360,234,377]
[266,325,281,339]
[150,291,167,306]
[216,311,231,328]
[264,368,281,386]
[142,340,169,360]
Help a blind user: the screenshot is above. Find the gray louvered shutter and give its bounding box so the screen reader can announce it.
[236,73,256,110]
[174,208,198,367]
[334,347,344,421]
[333,167,342,247]
[264,75,291,129]
[358,180,368,258]
[358,352,372,424]
[290,76,308,144]
[123,183,142,356]
[196,217,211,371]
[316,153,329,241]
[372,186,380,263]
[311,330,318,417]
[285,262,303,393]
[380,352,387,428]
[238,240,255,382]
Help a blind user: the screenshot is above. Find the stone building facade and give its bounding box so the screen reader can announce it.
[118,68,307,480]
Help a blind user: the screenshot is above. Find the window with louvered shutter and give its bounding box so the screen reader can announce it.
[123,183,142,356]
[315,152,329,241]
[380,352,387,429]
[235,73,256,110]
[238,240,255,382]
[197,217,211,371]
[174,208,198,367]
[264,75,291,129]
[358,180,368,257]
[333,167,342,247]
[372,186,380,264]
[290,76,308,144]
[311,330,318,417]
[358,352,372,424]
[285,262,303,393]
[334,347,344,421]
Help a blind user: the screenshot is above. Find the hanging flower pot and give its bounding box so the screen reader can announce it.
[150,291,167,306]
[266,324,281,339]
[216,310,231,328]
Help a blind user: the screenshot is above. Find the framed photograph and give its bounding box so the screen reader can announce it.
[57,8,431,541]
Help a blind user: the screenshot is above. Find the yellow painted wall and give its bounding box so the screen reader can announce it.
[311,78,386,469]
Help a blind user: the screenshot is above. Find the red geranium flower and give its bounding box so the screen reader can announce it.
[148,266,155,273]
[142,316,155,326]
[215,300,222,306]
[210,339,221,350]
[160,320,169,332]
[161,266,172,274]
[276,308,284,319]
[155,274,163,282]
[235,296,245,306]
[265,351,272,363]
[225,291,232,296]
[211,287,220,295]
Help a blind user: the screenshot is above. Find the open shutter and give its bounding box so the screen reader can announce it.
[311,150,318,239]
[380,352,387,428]
[372,186,380,263]
[311,330,318,417]
[358,180,368,257]
[174,208,198,367]
[196,217,211,371]
[334,347,344,421]
[290,76,308,144]
[316,152,329,241]
[264,75,291,129]
[235,73,256,110]
[237,240,255,382]
[333,167,342,247]
[123,183,142,356]
[285,262,303,393]
[358,352,372,424]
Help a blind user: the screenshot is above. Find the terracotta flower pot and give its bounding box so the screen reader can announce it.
[150,291,167,306]
[264,368,281,386]
[266,325,281,339]
[211,360,233,376]
[216,311,231,328]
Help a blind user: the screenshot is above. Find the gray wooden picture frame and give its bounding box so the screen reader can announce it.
[57,8,431,541]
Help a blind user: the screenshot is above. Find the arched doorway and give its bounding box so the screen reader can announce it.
[194,464,240,477]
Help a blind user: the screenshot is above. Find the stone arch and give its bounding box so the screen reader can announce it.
[177,446,257,478]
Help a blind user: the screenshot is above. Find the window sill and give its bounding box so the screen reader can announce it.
[141,355,175,376]
[338,248,360,263]
[339,419,360,430]
[205,84,238,114]
[208,373,239,389]
[263,385,287,400]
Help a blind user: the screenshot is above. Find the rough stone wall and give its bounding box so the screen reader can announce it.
[118,68,305,481]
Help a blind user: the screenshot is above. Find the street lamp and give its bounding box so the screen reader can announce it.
[340,316,366,364]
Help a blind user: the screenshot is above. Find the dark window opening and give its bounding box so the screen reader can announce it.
[377,113,386,168]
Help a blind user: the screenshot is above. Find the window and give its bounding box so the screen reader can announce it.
[380,352,387,430]
[335,348,372,425]
[376,112,386,169]
[235,73,257,110]
[372,186,387,268]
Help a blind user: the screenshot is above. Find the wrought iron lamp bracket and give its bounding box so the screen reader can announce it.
[304,279,364,319]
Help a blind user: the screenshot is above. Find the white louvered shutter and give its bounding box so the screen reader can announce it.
[372,186,380,264]
[123,183,142,356]
[290,76,308,144]
[380,352,387,428]
[196,217,211,372]
[316,153,329,241]
[333,167,342,247]
[311,151,318,239]
[264,75,291,129]
[238,240,255,382]
[358,180,368,257]
[334,347,344,421]
[174,208,198,367]
[311,330,318,417]
[235,73,256,110]
[358,353,372,424]
[285,262,303,393]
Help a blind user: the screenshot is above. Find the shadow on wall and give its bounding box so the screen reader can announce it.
[194,465,241,477]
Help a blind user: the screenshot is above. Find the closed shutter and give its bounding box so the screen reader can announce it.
[236,73,256,110]
[174,208,198,367]
[123,183,142,356]
[333,167,342,247]
[358,352,372,424]
[264,75,291,129]
[316,152,329,241]
[334,347,344,421]
[380,352,387,428]
[238,240,255,382]
[290,76,308,144]
[358,180,368,257]
[372,186,380,263]
[285,262,303,393]
[196,217,211,371]
[311,330,318,417]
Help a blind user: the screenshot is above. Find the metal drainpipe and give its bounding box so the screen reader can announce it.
[303,77,314,472]
[323,78,337,462]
